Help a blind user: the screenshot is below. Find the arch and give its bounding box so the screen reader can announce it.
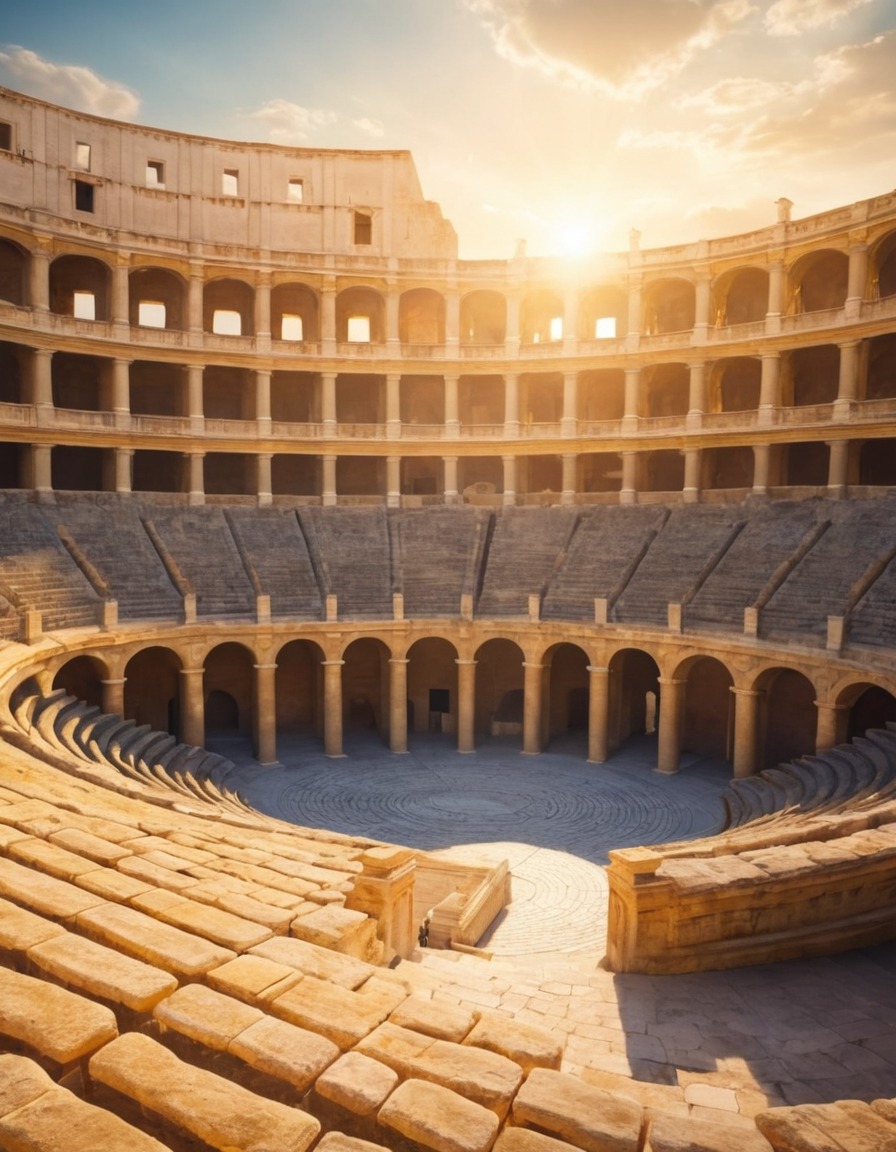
[203,278,254,336]
[124,646,183,736]
[520,288,564,344]
[336,286,385,343]
[52,654,107,708]
[579,369,624,422]
[607,647,660,755]
[0,341,28,405]
[473,637,525,746]
[701,446,754,491]
[129,266,186,330]
[131,360,185,418]
[642,363,689,418]
[0,237,27,305]
[711,356,761,413]
[870,228,896,299]
[272,281,319,342]
[342,636,391,741]
[52,351,108,413]
[754,666,817,770]
[712,266,768,326]
[643,449,684,494]
[579,284,627,340]
[839,682,896,741]
[49,254,111,319]
[543,642,590,751]
[786,345,839,407]
[407,636,459,738]
[789,249,848,314]
[678,655,734,761]
[275,638,326,741]
[399,288,445,345]
[520,372,562,424]
[204,642,255,739]
[866,334,896,401]
[460,290,506,345]
[459,374,503,428]
[643,278,695,335]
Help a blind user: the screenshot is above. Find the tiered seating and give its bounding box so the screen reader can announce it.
[299,507,393,618]
[613,504,744,626]
[542,505,668,620]
[47,499,183,622]
[761,500,896,644]
[226,507,323,619]
[0,500,100,630]
[685,501,817,632]
[143,507,256,619]
[478,507,579,616]
[848,535,896,649]
[394,506,484,617]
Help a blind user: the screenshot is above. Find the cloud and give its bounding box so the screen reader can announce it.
[676,76,808,115]
[0,45,139,119]
[246,98,338,143]
[352,116,385,139]
[765,0,875,36]
[463,0,756,98]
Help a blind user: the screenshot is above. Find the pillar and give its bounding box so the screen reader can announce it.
[826,439,849,497]
[687,362,706,427]
[389,658,409,754]
[257,453,272,507]
[505,295,521,357]
[587,665,610,764]
[386,373,401,439]
[455,659,476,754]
[502,455,517,506]
[33,348,53,413]
[320,280,337,350]
[32,444,52,494]
[815,700,849,753]
[627,280,642,340]
[561,452,576,505]
[179,667,205,749]
[834,340,860,418]
[561,371,577,436]
[254,275,271,341]
[386,287,400,355]
[683,449,700,504]
[321,372,337,430]
[766,262,784,320]
[186,451,204,506]
[112,358,130,422]
[620,451,637,505]
[443,455,458,505]
[694,276,711,339]
[504,373,519,437]
[758,353,780,426]
[114,448,132,494]
[752,443,770,496]
[522,661,544,755]
[101,677,125,718]
[444,374,459,436]
[29,245,50,311]
[255,369,271,430]
[656,676,685,774]
[322,659,345,757]
[187,364,204,432]
[111,259,129,326]
[623,367,640,428]
[253,661,278,764]
[731,687,761,778]
[846,243,867,316]
[322,453,337,506]
[187,266,203,334]
[387,455,400,508]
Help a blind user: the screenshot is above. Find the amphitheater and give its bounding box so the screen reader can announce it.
[2,83,896,1150]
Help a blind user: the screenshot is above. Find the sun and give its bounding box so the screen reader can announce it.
[550,213,601,260]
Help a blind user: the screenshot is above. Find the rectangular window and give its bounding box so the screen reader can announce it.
[75,141,91,171]
[222,168,239,196]
[287,178,304,204]
[146,160,165,188]
[213,309,242,335]
[549,316,563,341]
[595,316,617,339]
[0,122,11,152]
[74,180,94,212]
[138,301,166,328]
[347,315,371,343]
[353,211,372,245]
[73,291,96,320]
[281,314,303,341]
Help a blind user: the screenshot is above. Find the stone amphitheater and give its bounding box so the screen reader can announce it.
[2,84,896,1150]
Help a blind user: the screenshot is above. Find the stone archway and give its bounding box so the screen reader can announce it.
[124,646,183,737]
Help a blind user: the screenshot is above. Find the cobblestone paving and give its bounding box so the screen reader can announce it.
[223,731,896,1118]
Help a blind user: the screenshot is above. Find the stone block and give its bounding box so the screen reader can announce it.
[314,1049,399,1117]
[378,1078,499,1152]
[0,856,105,920]
[130,889,273,951]
[230,1012,340,1092]
[0,966,118,1065]
[464,1012,563,1072]
[0,894,67,954]
[154,982,264,1047]
[645,1110,773,1152]
[494,1131,582,1152]
[512,1067,644,1152]
[757,1100,896,1152]
[250,934,375,988]
[207,953,303,1005]
[389,995,479,1042]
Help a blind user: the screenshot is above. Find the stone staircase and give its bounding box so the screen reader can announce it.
[226,507,323,619]
[394,506,485,617]
[477,507,579,617]
[299,507,393,619]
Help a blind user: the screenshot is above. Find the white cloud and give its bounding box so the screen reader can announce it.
[352,116,385,138]
[676,76,807,115]
[463,0,756,98]
[765,0,874,36]
[246,98,337,143]
[0,45,139,119]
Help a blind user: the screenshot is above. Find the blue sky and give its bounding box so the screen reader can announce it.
[2,0,895,258]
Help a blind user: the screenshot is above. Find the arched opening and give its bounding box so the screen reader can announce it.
[271,371,318,423]
[52,654,105,708]
[544,642,590,753]
[50,254,110,320]
[336,456,386,499]
[458,456,503,501]
[0,341,27,405]
[859,439,896,487]
[459,375,503,428]
[204,365,254,421]
[643,279,695,335]
[579,284,627,340]
[336,286,385,343]
[399,288,445,345]
[642,363,689,417]
[757,667,817,770]
[130,361,185,417]
[336,373,384,426]
[714,267,768,326]
[841,683,896,742]
[204,642,254,745]
[681,656,734,761]
[520,289,564,344]
[133,450,184,494]
[272,282,319,343]
[204,278,254,336]
[400,375,444,426]
[791,250,848,313]
[875,231,896,299]
[205,453,254,497]
[786,345,839,407]
[407,637,459,740]
[342,637,390,743]
[129,266,186,330]
[272,454,321,497]
[579,452,623,494]
[643,450,684,494]
[0,238,27,305]
[124,646,182,736]
[52,446,107,493]
[607,648,660,755]
[866,334,896,401]
[460,290,506,345]
[52,352,109,412]
[275,639,325,746]
[701,447,754,492]
[579,369,625,422]
[474,638,525,747]
[520,373,562,425]
[713,357,760,413]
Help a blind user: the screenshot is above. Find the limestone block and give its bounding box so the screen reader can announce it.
[48,826,133,866]
[464,1012,563,1072]
[74,866,154,901]
[89,1032,320,1152]
[512,1067,644,1152]
[0,894,67,953]
[210,857,319,898]
[250,935,375,988]
[0,855,106,920]
[0,799,60,829]
[9,838,101,883]
[117,854,200,892]
[655,857,766,891]
[0,825,31,851]
[207,953,303,1005]
[0,967,118,1064]
[212,890,295,933]
[131,889,273,951]
[27,931,178,1013]
[230,1013,340,1093]
[314,1050,399,1117]
[378,1078,499,1152]
[316,1133,391,1152]
[154,983,264,1047]
[0,1053,55,1115]
[291,903,376,954]
[389,995,479,1042]
[757,1100,896,1152]
[356,1021,523,1120]
[645,1111,773,1152]
[494,1130,582,1152]
[271,975,386,1050]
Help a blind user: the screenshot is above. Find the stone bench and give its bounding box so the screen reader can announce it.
[0,893,67,962]
[153,982,340,1095]
[0,1053,172,1152]
[270,972,408,1051]
[89,1030,321,1152]
[378,1078,499,1152]
[511,1067,645,1152]
[130,886,274,951]
[0,853,106,922]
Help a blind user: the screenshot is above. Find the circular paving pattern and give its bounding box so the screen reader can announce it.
[223,732,730,959]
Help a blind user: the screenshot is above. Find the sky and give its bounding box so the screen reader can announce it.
[1,0,895,259]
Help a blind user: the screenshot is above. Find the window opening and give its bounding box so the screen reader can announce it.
[146,160,165,188]
[74,180,94,212]
[222,169,239,196]
[281,314,303,341]
[75,142,91,171]
[549,316,563,341]
[138,301,166,328]
[73,291,96,321]
[595,316,617,339]
[0,122,11,152]
[353,211,372,245]
[347,315,371,343]
[287,179,304,203]
[212,309,242,335]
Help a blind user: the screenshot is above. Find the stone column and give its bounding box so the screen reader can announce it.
[187,364,204,433]
[627,280,642,340]
[386,373,401,439]
[766,262,784,323]
[620,451,637,505]
[815,700,848,753]
[561,453,576,506]
[445,291,460,355]
[502,455,517,506]
[32,349,53,414]
[345,846,417,961]
[254,274,271,341]
[623,367,640,428]
[320,280,337,351]
[101,677,126,718]
[752,443,770,496]
[443,456,459,506]
[693,276,711,340]
[386,287,400,355]
[561,371,577,436]
[29,245,50,311]
[111,259,130,326]
[386,455,400,508]
[522,661,544,755]
[322,660,345,757]
[321,372,337,431]
[253,661,278,765]
[257,453,272,507]
[255,369,271,432]
[112,358,130,425]
[505,294,521,357]
[834,341,860,419]
[657,676,685,774]
[444,374,459,437]
[186,451,204,506]
[731,687,761,778]
[504,373,519,437]
[846,243,867,317]
[180,667,205,749]
[114,448,133,495]
[587,665,610,764]
[826,439,849,497]
[188,266,204,334]
[322,453,337,506]
[687,362,706,428]
[32,444,52,495]
[389,658,409,754]
[758,353,780,426]
[682,449,700,504]
[455,659,476,754]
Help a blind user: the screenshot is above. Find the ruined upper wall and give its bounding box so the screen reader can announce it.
[0,86,458,260]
